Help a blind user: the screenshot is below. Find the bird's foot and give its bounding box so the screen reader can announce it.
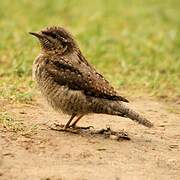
[69,125,94,130]
[49,123,93,133]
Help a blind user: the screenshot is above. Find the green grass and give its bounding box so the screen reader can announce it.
[0,112,24,132]
[0,0,180,103]
[0,111,38,135]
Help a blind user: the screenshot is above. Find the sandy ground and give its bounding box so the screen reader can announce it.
[0,95,180,180]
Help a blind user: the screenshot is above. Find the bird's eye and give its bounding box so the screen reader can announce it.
[42,31,57,39]
[50,33,57,39]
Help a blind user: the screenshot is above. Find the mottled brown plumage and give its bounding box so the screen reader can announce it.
[30,26,153,129]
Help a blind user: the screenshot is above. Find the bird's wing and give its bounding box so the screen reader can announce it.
[44,57,128,102]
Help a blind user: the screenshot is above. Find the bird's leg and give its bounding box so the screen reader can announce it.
[70,115,94,129]
[64,114,76,129]
[70,115,84,127]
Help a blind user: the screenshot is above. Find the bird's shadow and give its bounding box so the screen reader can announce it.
[49,123,131,141]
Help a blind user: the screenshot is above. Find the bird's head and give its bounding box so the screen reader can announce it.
[29,26,77,53]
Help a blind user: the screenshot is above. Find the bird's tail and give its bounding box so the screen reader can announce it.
[111,101,153,128]
[91,99,153,128]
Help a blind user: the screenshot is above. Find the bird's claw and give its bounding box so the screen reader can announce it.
[50,123,94,132]
[69,125,94,130]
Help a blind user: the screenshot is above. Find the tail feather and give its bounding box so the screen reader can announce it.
[121,109,153,128]
[90,98,153,128]
[114,102,153,128]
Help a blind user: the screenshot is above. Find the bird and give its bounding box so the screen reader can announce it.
[29,26,153,129]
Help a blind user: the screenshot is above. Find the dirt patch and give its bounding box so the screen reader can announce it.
[0,96,180,180]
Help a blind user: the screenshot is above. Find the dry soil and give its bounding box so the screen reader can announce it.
[0,95,180,180]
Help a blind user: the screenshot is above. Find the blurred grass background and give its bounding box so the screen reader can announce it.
[0,0,179,103]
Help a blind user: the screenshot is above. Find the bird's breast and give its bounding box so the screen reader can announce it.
[32,58,90,115]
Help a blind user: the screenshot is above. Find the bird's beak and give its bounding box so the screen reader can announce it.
[29,32,44,38]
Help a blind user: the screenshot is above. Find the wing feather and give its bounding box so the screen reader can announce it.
[44,57,128,102]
